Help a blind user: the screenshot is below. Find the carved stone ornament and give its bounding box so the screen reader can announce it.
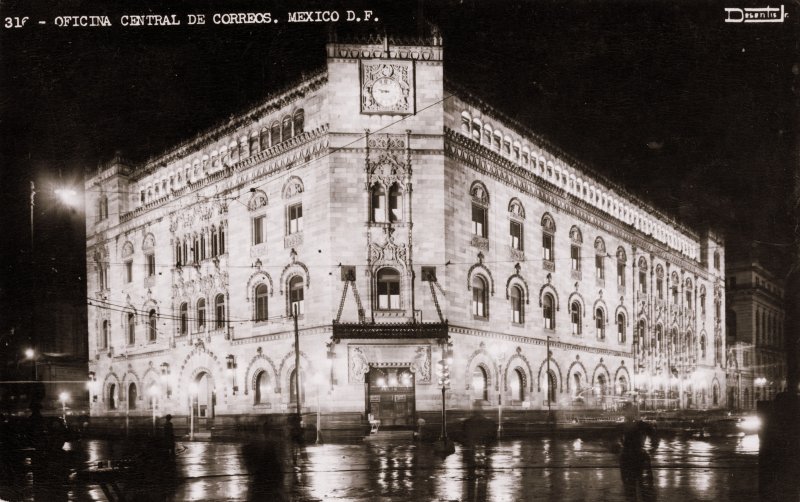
[361,60,414,115]
[369,227,408,266]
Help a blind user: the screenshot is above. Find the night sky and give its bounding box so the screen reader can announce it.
[1,0,797,340]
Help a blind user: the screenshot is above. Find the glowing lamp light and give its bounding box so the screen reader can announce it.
[55,188,78,206]
[377,377,386,388]
[59,392,70,403]
[149,385,159,397]
[388,375,398,387]
[738,415,761,433]
[24,348,34,360]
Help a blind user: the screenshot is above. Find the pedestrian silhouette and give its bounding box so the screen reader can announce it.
[163,414,175,459]
[617,403,658,502]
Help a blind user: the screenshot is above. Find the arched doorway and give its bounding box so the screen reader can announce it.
[193,371,215,419]
[128,383,137,410]
[596,374,608,408]
[108,383,117,410]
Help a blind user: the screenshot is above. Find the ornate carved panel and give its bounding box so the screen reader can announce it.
[347,343,432,384]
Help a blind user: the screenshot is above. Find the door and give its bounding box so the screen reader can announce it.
[366,366,415,428]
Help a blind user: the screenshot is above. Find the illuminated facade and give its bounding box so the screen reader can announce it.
[726,260,786,409]
[84,33,726,429]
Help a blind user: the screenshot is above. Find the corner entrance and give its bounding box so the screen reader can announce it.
[366,366,415,428]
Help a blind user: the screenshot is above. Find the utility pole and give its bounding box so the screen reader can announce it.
[294,305,301,418]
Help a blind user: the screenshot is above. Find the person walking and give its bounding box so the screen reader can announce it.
[618,403,658,501]
[163,414,175,459]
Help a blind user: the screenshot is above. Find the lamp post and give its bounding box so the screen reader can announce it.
[313,372,325,444]
[188,383,198,440]
[434,342,454,454]
[490,346,506,438]
[24,348,38,381]
[149,385,159,432]
[59,392,69,422]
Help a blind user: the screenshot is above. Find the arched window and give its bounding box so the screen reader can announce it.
[617,375,629,396]
[389,183,402,222]
[596,308,605,340]
[616,247,627,287]
[249,134,259,155]
[542,293,555,330]
[289,276,304,316]
[255,370,270,405]
[128,383,137,410]
[148,309,157,342]
[472,366,488,401]
[210,227,219,257]
[546,370,557,403]
[617,313,626,343]
[672,286,679,304]
[714,336,722,365]
[510,285,524,323]
[542,215,555,263]
[255,284,269,321]
[260,128,269,150]
[197,298,206,329]
[281,116,291,141]
[108,383,117,410]
[100,320,109,349]
[570,301,582,335]
[472,276,488,318]
[700,335,707,360]
[638,261,648,293]
[512,368,525,401]
[377,268,401,310]
[179,303,188,335]
[472,202,488,238]
[573,373,583,398]
[215,294,226,329]
[370,183,385,222]
[713,251,720,270]
[637,320,646,354]
[99,195,109,220]
[293,109,304,136]
[712,384,719,406]
[127,312,136,345]
[289,368,304,404]
[270,121,280,147]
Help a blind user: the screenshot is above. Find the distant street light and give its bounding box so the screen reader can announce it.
[24,348,38,380]
[149,385,159,432]
[188,383,198,440]
[59,391,69,421]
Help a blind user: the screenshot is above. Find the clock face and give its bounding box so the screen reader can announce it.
[361,61,414,114]
[371,77,402,108]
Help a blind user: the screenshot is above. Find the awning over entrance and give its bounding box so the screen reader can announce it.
[331,321,448,341]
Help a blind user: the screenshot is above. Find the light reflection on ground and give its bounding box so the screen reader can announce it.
[0,434,761,501]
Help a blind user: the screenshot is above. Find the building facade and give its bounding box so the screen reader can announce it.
[726,260,786,409]
[84,34,727,429]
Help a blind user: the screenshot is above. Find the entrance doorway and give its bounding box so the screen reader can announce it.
[193,371,215,420]
[366,366,415,428]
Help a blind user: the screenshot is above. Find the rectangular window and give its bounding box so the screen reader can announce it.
[125,260,133,283]
[372,190,385,222]
[639,271,647,293]
[617,263,626,287]
[657,279,663,299]
[288,203,303,234]
[595,255,605,279]
[543,234,553,261]
[571,246,581,270]
[252,216,265,245]
[146,254,155,277]
[377,279,400,309]
[200,234,206,261]
[472,205,487,238]
[219,223,226,254]
[510,221,523,250]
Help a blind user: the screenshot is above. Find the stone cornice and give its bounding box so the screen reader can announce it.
[131,70,328,179]
[445,84,700,242]
[116,126,329,231]
[444,129,713,280]
[232,324,332,346]
[448,325,632,359]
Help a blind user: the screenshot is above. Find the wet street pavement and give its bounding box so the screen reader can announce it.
[2,434,760,501]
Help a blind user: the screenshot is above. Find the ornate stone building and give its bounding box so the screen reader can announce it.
[84,32,726,430]
[726,260,786,409]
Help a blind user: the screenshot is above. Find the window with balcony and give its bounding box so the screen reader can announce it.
[542,293,555,330]
[596,308,605,340]
[510,285,524,323]
[289,276,304,316]
[570,301,582,335]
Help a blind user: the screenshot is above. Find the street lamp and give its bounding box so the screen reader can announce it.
[313,372,325,444]
[59,391,69,421]
[434,342,455,455]
[490,345,506,438]
[24,348,38,380]
[188,382,198,440]
[149,385,159,432]
[87,371,98,403]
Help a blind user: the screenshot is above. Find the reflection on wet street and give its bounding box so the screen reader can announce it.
[1,434,759,501]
